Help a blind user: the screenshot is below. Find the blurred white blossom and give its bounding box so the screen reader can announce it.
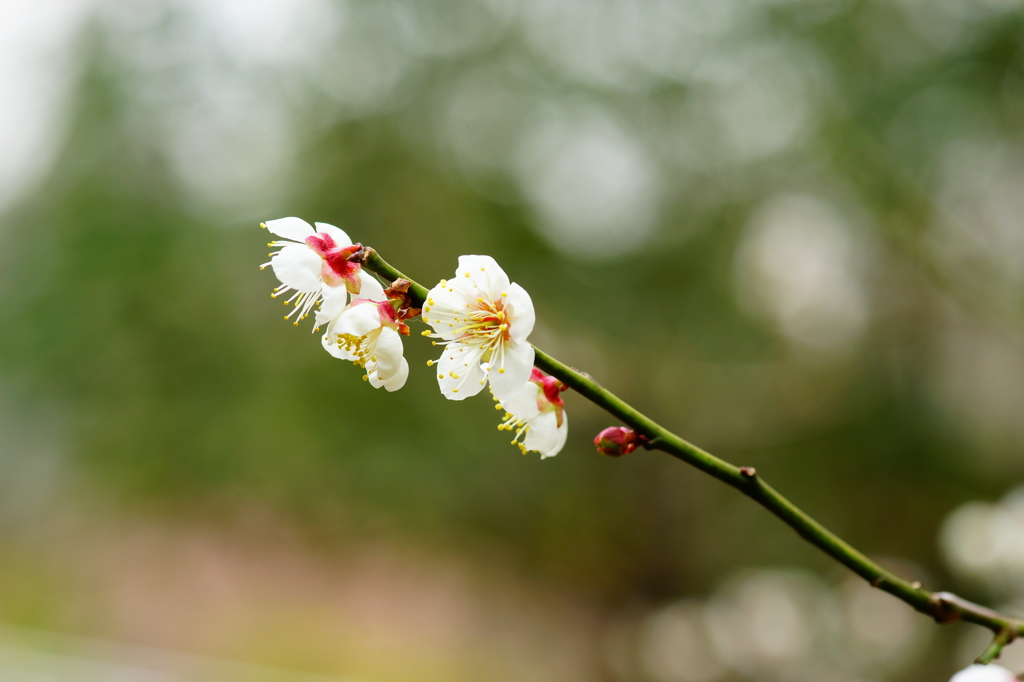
[734,194,869,350]
[515,109,661,259]
[615,567,931,682]
[941,485,1024,593]
[638,600,724,682]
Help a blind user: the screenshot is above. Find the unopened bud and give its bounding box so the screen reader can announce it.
[594,426,638,457]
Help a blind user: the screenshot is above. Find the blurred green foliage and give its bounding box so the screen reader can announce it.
[3,1,1024,679]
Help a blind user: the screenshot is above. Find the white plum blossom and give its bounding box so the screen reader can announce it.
[423,256,535,401]
[260,217,383,328]
[950,665,1016,682]
[323,297,409,391]
[494,368,568,458]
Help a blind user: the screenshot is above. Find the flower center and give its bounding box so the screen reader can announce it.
[453,298,511,350]
[334,328,379,368]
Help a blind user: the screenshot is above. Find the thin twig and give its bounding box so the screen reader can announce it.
[360,248,1024,642]
[977,628,1017,665]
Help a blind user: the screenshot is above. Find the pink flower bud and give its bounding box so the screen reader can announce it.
[594,427,638,457]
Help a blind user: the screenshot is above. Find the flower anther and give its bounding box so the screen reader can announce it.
[423,255,535,401]
[322,297,408,391]
[260,217,383,329]
[594,426,638,457]
[492,368,567,458]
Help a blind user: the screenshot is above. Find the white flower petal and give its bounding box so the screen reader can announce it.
[338,302,382,338]
[437,344,487,400]
[313,222,352,247]
[500,382,542,421]
[428,284,467,311]
[271,244,323,292]
[505,282,535,343]
[265,217,316,242]
[315,286,351,326]
[370,356,409,391]
[423,285,468,339]
[524,409,568,459]
[455,255,510,301]
[488,341,535,402]
[357,270,387,302]
[373,326,405,381]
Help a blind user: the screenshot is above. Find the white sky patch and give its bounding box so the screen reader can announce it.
[735,194,868,350]
[0,0,96,217]
[515,109,661,259]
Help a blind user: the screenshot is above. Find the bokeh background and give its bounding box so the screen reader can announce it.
[3,0,1024,680]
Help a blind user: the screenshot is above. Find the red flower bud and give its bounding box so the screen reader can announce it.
[594,426,638,457]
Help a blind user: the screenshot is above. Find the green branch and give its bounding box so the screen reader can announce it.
[359,247,1024,645]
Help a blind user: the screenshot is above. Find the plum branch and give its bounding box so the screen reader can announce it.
[358,246,1024,659]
